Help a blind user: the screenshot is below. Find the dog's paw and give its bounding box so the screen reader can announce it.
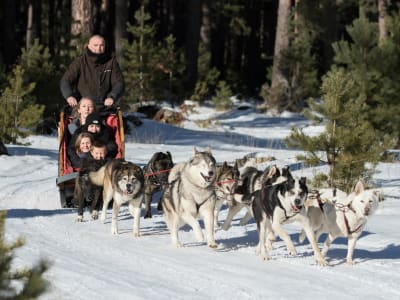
[76,215,84,222]
[260,249,271,261]
[208,242,218,249]
[133,231,140,238]
[346,259,354,266]
[317,258,328,266]
[174,242,183,248]
[287,247,297,256]
[91,211,98,220]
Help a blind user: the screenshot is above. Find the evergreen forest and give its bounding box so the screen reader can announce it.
[0,0,399,150]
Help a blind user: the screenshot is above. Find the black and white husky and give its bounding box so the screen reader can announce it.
[252,173,327,265]
[221,165,285,231]
[161,147,218,248]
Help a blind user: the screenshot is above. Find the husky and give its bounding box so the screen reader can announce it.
[142,151,174,218]
[214,162,239,227]
[234,154,276,170]
[89,159,144,236]
[251,173,327,266]
[299,187,348,243]
[74,158,106,222]
[221,165,285,231]
[161,147,218,248]
[302,181,380,265]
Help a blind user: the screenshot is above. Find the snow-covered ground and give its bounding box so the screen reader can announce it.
[1,105,399,300]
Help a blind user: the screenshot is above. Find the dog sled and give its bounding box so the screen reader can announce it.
[56,106,125,208]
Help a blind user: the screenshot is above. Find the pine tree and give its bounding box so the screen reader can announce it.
[332,16,400,145]
[121,4,184,105]
[191,44,220,103]
[285,67,391,192]
[0,211,49,299]
[212,81,232,111]
[19,39,60,118]
[0,65,45,144]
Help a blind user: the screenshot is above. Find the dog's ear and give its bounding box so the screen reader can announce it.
[267,165,277,178]
[353,180,365,195]
[300,176,307,187]
[166,151,173,162]
[282,166,291,178]
[148,152,159,165]
[193,147,198,155]
[204,146,212,154]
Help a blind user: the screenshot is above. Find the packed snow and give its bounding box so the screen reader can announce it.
[1,104,399,300]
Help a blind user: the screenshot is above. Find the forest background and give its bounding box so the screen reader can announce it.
[0,0,399,149]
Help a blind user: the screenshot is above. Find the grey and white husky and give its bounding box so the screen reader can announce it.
[161,147,218,248]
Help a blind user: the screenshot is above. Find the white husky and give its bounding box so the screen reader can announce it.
[302,181,380,265]
[162,147,218,248]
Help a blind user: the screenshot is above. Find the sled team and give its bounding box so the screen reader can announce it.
[73,147,382,266]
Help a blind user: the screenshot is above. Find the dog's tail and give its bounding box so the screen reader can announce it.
[89,165,106,186]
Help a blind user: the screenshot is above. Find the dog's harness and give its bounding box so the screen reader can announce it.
[215,179,236,185]
[214,179,236,201]
[308,189,325,211]
[334,202,364,235]
[144,168,172,185]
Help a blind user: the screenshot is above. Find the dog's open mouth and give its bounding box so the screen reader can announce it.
[123,190,133,195]
[201,172,213,183]
[291,204,302,212]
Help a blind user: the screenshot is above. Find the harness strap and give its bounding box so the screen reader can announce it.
[215,179,236,185]
[144,168,172,177]
[335,202,363,235]
[196,197,210,213]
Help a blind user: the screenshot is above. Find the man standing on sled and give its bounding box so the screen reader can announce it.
[60,34,125,109]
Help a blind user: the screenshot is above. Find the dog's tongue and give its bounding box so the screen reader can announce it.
[292,204,301,212]
[201,173,212,182]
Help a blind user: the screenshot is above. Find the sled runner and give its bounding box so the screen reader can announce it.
[56,106,125,208]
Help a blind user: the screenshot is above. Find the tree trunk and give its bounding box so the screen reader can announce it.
[26,1,34,50]
[115,0,128,59]
[261,0,292,112]
[185,0,202,92]
[271,0,291,90]
[200,2,211,51]
[378,0,388,42]
[71,0,92,37]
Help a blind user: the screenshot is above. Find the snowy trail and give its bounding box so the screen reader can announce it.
[1,128,400,299]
